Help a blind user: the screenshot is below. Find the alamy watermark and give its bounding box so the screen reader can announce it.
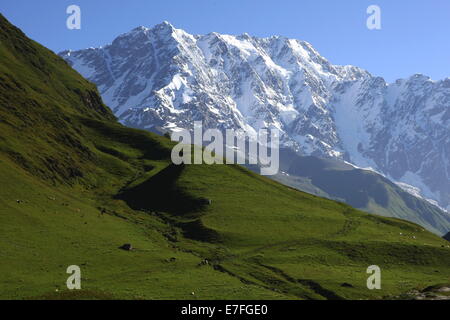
[170,121,280,175]
[66,265,81,290]
[366,265,381,289]
[367,5,381,30]
[66,5,81,30]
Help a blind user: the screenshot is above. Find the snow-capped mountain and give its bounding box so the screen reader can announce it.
[59,22,450,211]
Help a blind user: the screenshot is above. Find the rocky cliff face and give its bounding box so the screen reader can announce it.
[60,22,450,211]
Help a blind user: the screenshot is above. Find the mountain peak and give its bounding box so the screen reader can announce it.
[161,20,174,27]
[129,21,176,34]
[408,73,432,82]
[152,20,176,32]
[131,25,149,32]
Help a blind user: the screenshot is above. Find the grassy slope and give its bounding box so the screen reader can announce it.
[0,14,449,300]
[271,150,450,235]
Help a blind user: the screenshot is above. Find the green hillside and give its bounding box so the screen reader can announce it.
[0,14,449,300]
[270,149,450,235]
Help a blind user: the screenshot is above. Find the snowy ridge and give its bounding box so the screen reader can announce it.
[60,22,450,211]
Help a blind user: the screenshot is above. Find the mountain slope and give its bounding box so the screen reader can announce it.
[444,232,450,242]
[267,149,450,235]
[1,15,450,300]
[60,22,450,211]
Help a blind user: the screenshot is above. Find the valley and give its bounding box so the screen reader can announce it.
[0,14,449,301]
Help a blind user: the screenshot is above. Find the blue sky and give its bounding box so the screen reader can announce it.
[1,0,449,82]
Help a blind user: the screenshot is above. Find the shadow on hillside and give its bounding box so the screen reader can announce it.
[81,117,171,160]
[117,163,221,242]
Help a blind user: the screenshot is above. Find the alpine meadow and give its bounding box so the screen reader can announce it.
[1,13,450,301]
